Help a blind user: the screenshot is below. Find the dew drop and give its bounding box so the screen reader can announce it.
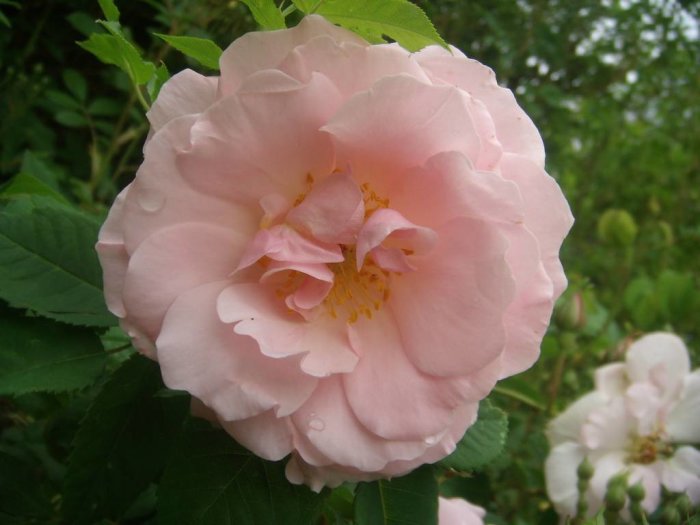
[308,417,325,431]
[137,186,165,212]
[424,435,438,446]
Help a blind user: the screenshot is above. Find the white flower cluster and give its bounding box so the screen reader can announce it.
[545,333,700,519]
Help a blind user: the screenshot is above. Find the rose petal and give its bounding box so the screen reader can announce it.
[500,153,574,299]
[287,171,365,244]
[667,371,700,442]
[217,283,358,376]
[157,281,318,420]
[416,46,546,167]
[355,208,437,271]
[344,309,476,440]
[178,71,341,204]
[544,442,586,518]
[219,14,366,96]
[390,217,515,377]
[220,410,295,461]
[547,392,608,447]
[291,376,430,472]
[122,222,247,340]
[322,75,483,185]
[661,446,700,504]
[438,497,486,525]
[146,69,218,133]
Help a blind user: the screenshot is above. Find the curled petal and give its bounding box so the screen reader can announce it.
[356,208,437,271]
[287,171,365,244]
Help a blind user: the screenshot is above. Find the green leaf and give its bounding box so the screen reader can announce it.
[55,110,88,127]
[240,0,286,30]
[158,420,327,525]
[291,0,319,13]
[154,34,222,70]
[439,399,508,472]
[315,0,447,51]
[0,196,115,327]
[78,32,156,85]
[147,63,170,102]
[87,97,122,116]
[45,89,82,110]
[20,151,61,190]
[98,0,120,22]
[354,465,438,525]
[63,356,189,525]
[1,172,70,204]
[0,310,106,395]
[63,69,88,102]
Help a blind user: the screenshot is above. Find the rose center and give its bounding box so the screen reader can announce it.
[324,245,391,323]
[626,431,673,464]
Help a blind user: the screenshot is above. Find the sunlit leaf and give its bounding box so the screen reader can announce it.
[154,34,222,70]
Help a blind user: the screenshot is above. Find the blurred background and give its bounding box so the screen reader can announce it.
[1,1,698,523]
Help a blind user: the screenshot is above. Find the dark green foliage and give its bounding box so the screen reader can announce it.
[354,465,438,525]
[158,420,328,525]
[62,355,189,524]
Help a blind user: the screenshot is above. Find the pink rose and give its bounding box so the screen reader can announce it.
[439,497,487,525]
[97,15,572,489]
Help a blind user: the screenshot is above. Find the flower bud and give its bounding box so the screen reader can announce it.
[661,506,681,525]
[555,291,586,331]
[675,493,692,516]
[627,482,645,502]
[605,484,627,512]
[577,457,594,481]
[597,209,638,247]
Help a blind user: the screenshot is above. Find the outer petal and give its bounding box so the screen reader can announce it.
[96,185,131,318]
[390,151,523,229]
[322,75,486,187]
[500,153,573,299]
[594,362,628,398]
[498,223,555,377]
[390,217,515,377]
[625,333,690,403]
[122,115,257,254]
[588,451,628,509]
[544,442,585,518]
[661,447,700,504]
[219,14,366,96]
[667,371,700,443]
[438,497,486,525]
[156,281,318,420]
[627,463,663,513]
[146,69,218,133]
[291,377,430,473]
[220,410,295,461]
[122,222,247,340]
[580,398,632,452]
[217,283,358,376]
[547,392,607,447]
[415,46,546,167]
[279,38,430,98]
[178,71,341,204]
[343,309,476,441]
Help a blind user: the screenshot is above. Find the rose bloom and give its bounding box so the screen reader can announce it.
[545,333,700,518]
[439,497,487,525]
[97,15,572,489]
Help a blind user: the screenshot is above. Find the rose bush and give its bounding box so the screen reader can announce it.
[545,333,700,518]
[439,497,486,525]
[97,14,573,489]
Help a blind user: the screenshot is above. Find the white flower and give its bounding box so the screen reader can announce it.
[545,333,700,518]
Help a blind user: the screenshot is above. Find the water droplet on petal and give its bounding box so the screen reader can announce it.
[308,417,325,431]
[424,435,439,446]
[137,186,165,212]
